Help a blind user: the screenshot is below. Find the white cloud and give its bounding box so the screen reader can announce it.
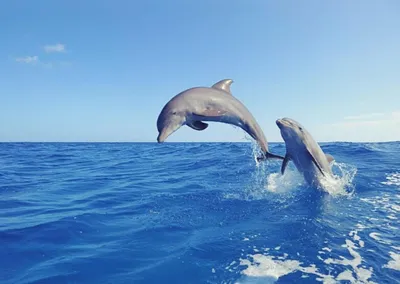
[333,111,400,127]
[14,55,72,69]
[321,111,400,142]
[44,43,66,53]
[344,113,384,120]
[15,56,39,64]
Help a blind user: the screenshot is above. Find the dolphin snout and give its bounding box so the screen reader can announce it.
[157,126,177,143]
[157,128,168,143]
[276,119,284,128]
[276,118,291,129]
[157,132,165,143]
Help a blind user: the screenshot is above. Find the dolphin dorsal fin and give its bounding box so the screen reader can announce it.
[211,79,233,95]
[325,154,334,164]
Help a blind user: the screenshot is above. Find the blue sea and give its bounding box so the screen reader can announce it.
[1,142,399,284]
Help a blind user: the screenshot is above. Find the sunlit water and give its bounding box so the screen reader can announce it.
[0,142,399,283]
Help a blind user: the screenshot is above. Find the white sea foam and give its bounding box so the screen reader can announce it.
[323,238,374,283]
[237,250,355,284]
[238,254,302,280]
[383,252,400,271]
[235,225,376,284]
[369,232,381,241]
[391,204,400,212]
[360,194,400,216]
[356,194,400,268]
[381,172,400,187]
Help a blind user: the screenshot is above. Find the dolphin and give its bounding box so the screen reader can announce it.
[276,117,335,188]
[156,79,284,160]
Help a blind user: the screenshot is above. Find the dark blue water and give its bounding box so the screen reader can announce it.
[0,142,399,284]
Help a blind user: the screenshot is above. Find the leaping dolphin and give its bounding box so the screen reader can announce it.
[156,79,284,161]
[276,117,335,188]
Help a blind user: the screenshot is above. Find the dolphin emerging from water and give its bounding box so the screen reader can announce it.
[276,117,335,188]
[156,79,284,161]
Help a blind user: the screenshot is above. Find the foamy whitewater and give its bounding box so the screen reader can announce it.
[0,142,399,283]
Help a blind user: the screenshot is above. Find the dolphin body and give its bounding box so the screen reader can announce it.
[156,79,284,161]
[276,117,335,188]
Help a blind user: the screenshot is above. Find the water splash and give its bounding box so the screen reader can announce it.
[237,142,358,199]
[234,141,295,200]
[317,162,357,197]
[247,136,264,167]
[248,137,358,197]
[265,160,357,198]
[264,169,305,194]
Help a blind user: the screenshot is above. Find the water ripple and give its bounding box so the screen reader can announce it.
[0,142,399,283]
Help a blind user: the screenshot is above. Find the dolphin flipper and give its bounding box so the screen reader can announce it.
[281,154,291,174]
[305,148,326,176]
[187,121,209,131]
[325,154,334,164]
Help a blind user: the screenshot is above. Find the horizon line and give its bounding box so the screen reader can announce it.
[0,140,398,144]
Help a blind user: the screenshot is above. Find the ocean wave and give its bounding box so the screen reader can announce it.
[0,142,399,283]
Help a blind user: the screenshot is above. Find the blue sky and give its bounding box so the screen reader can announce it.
[1,0,399,142]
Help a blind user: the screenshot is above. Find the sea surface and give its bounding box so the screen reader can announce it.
[0,142,399,284]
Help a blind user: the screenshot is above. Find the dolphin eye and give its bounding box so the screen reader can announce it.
[299,127,303,131]
[172,111,177,115]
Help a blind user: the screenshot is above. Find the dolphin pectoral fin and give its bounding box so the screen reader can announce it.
[187,121,209,131]
[211,79,233,95]
[281,155,291,175]
[325,154,335,164]
[306,151,326,176]
[304,144,326,176]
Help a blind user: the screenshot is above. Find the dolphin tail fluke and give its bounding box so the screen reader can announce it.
[267,152,285,160]
[256,152,285,162]
[256,156,266,162]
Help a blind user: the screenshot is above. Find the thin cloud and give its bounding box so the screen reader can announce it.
[14,56,72,68]
[323,111,400,142]
[344,112,384,120]
[15,56,39,64]
[41,61,73,68]
[336,111,400,127]
[44,43,66,53]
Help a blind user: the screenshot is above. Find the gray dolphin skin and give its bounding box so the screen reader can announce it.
[276,117,335,188]
[156,79,284,161]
